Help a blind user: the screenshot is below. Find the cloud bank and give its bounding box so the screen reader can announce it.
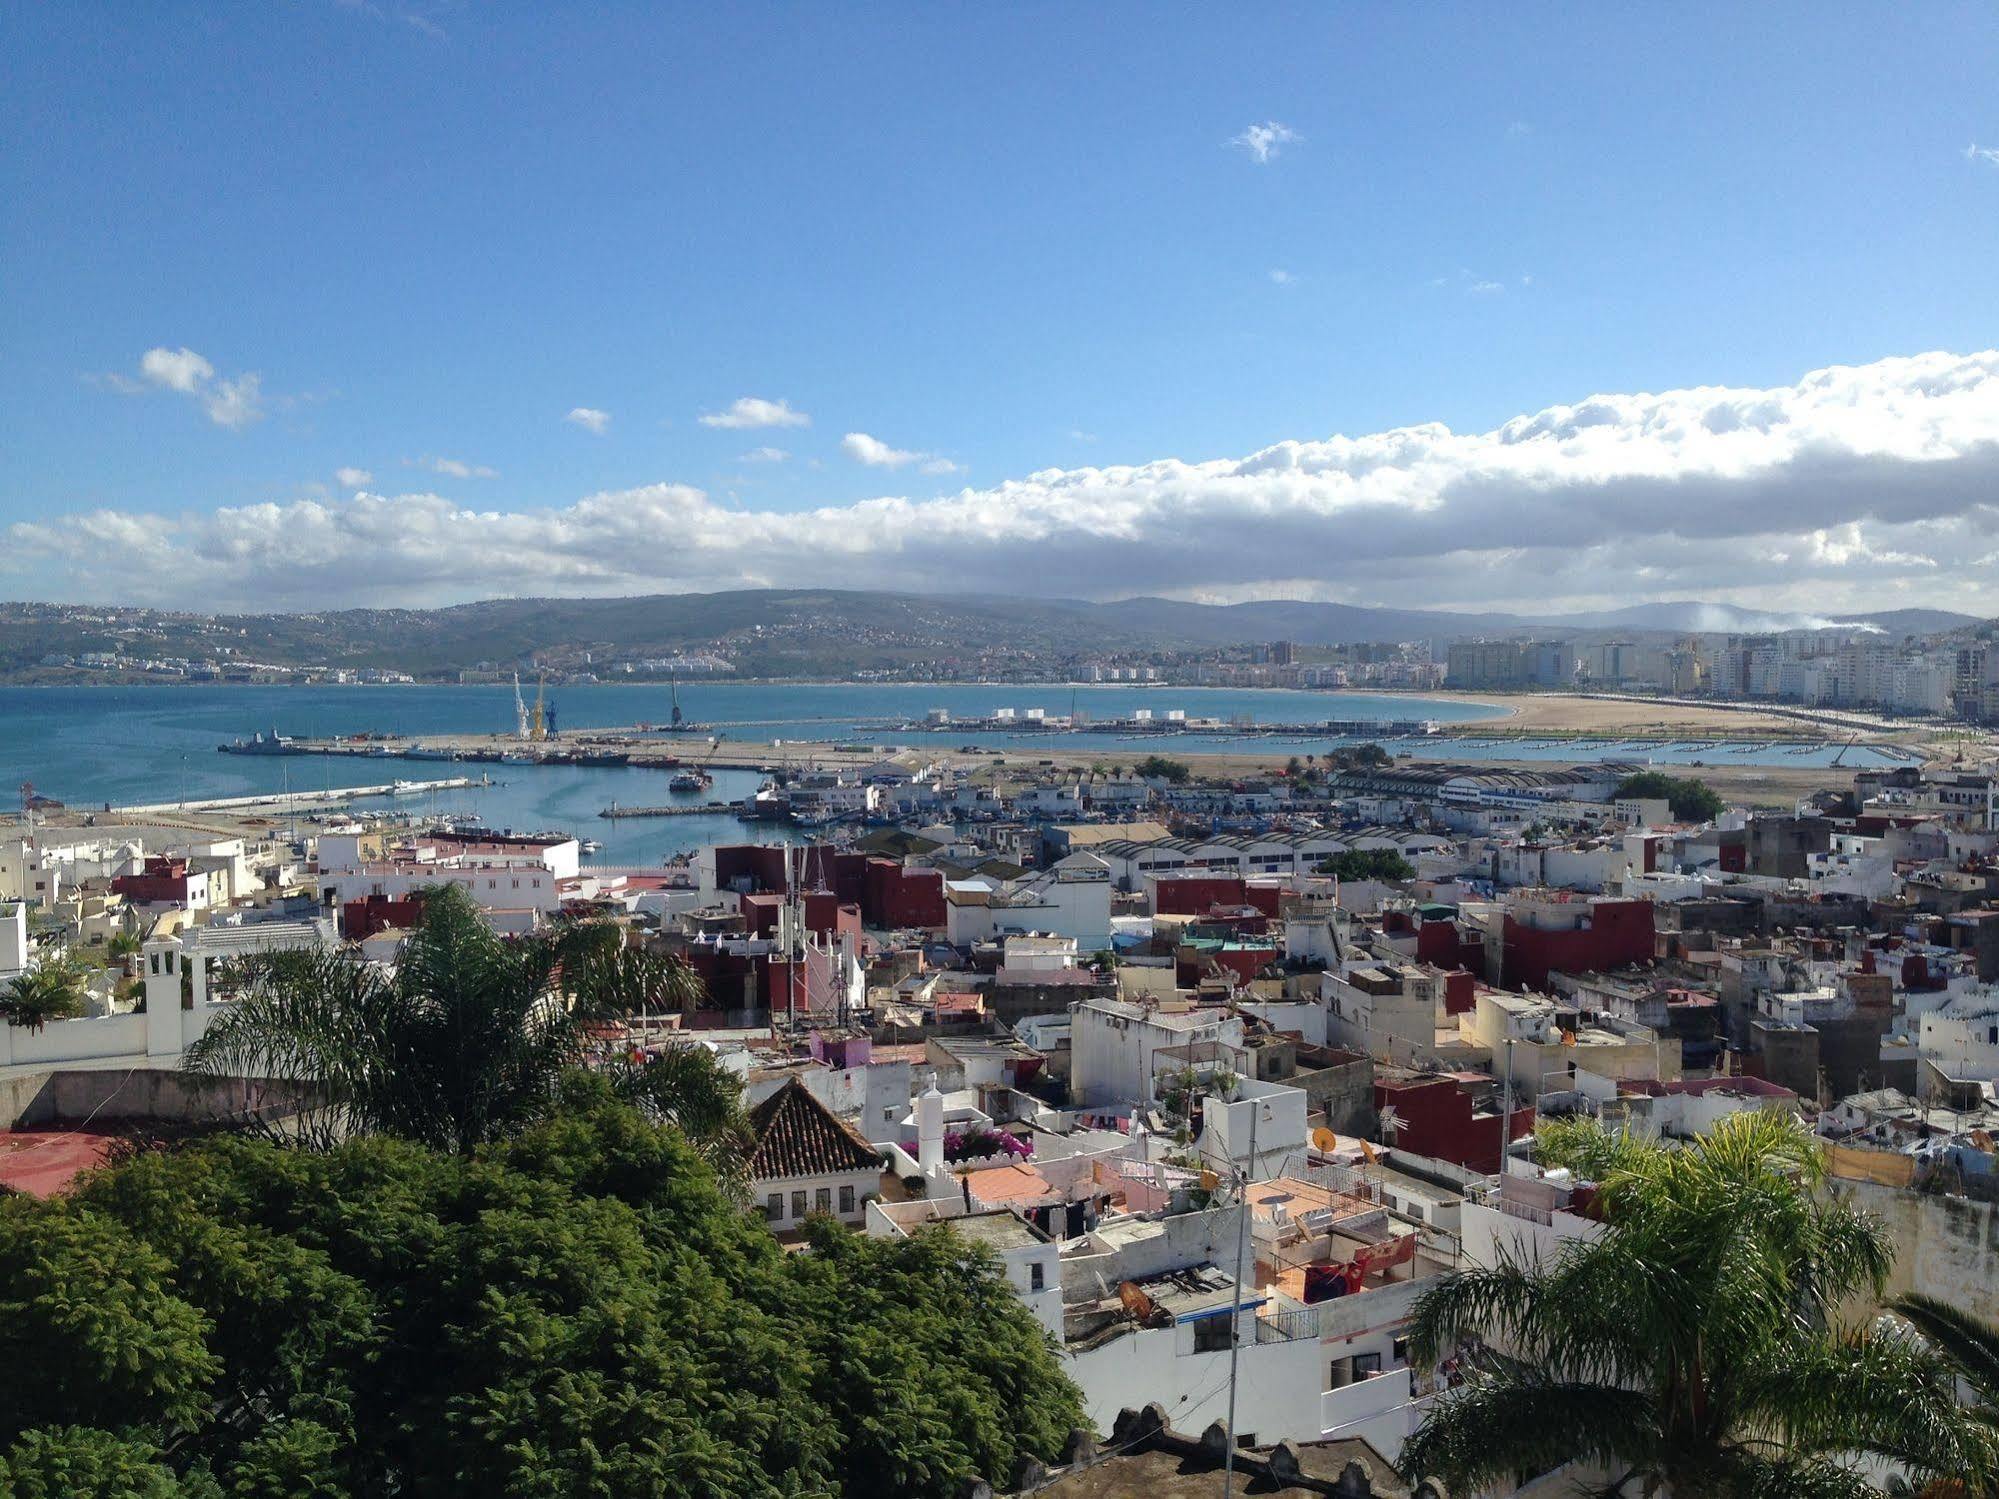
[15,351,1999,616]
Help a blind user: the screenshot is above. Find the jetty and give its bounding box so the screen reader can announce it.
[110,776,483,817]
[600,801,733,819]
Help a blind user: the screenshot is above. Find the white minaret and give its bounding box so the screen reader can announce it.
[916,1084,945,1175]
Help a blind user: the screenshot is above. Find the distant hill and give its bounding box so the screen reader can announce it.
[0,589,1985,681]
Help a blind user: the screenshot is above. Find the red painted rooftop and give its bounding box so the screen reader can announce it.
[0,1131,117,1197]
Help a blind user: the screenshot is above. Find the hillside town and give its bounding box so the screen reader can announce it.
[9,734,1999,1493]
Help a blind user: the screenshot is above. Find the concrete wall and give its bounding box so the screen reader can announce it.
[0,1067,312,1130]
[1841,1179,1999,1323]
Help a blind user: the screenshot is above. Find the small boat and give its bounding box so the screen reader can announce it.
[500,751,536,765]
[390,780,425,796]
[669,769,713,793]
[404,746,458,760]
[579,838,603,855]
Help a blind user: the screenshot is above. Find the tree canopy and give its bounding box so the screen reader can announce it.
[0,1079,1084,1498]
[1132,754,1190,784]
[1401,1113,1993,1496]
[1315,847,1417,883]
[1615,769,1724,822]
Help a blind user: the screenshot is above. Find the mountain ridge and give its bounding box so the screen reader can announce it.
[0,590,1983,680]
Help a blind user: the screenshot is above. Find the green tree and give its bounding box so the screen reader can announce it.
[185,886,709,1153]
[1133,754,1190,784]
[0,1083,1083,1498]
[1616,769,1724,822]
[0,1428,197,1499]
[1401,1113,1991,1496]
[0,960,87,1032]
[1315,847,1417,882]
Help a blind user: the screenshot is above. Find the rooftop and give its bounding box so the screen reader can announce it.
[746,1078,882,1181]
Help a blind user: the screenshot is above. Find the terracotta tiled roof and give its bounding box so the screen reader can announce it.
[747,1079,882,1181]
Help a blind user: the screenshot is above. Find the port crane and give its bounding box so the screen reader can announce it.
[512,673,531,740]
[529,674,550,741]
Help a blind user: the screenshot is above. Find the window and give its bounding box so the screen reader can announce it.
[790,1190,806,1220]
[1193,1317,1232,1353]
[1392,1336,1409,1366]
[838,1184,855,1215]
[1352,1352,1382,1379]
[814,1187,833,1215]
[1029,1262,1045,1292]
[766,1194,783,1221]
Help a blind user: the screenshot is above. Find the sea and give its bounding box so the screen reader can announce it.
[0,683,1912,866]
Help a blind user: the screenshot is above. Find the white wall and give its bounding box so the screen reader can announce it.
[1065,1310,1323,1443]
[754,1166,878,1229]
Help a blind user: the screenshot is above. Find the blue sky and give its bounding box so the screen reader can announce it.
[4,3,1998,613]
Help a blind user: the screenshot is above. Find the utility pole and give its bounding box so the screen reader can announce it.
[1499,1033,1516,1175]
[1222,1100,1265,1498]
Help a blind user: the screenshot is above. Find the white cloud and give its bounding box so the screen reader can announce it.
[565,407,612,434]
[140,347,214,393]
[698,396,810,429]
[18,351,1999,617]
[335,467,373,488]
[740,446,790,463]
[1468,279,1504,295]
[1230,121,1299,164]
[1268,268,1296,286]
[202,374,264,430]
[410,456,499,479]
[842,432,962,474]
[1968,142,1999,167]
[841,432,921,468]
[116,346,266,429]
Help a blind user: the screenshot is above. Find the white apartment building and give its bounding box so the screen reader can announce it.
[1069,997,1246,1109]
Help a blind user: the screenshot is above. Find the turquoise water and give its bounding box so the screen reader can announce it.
[0,683,1905,864]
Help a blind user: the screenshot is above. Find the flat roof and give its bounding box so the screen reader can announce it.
[950,1210,1049,1251]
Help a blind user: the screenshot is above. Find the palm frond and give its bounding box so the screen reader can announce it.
[1892,1293,1999,1406]
[1397,1377,1659,1491]
[1734,1325,1998,1488]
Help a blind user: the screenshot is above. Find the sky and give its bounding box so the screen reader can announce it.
[4,3,1998,617]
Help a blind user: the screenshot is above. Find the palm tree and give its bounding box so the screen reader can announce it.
[1400,1112,1994,1497]
[1,960,86,1033]
[185,884,715,1154]
[1890,1294,1999,1496]
[610,1045,756,1196]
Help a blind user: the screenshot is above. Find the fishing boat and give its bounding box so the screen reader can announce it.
[669,768,713,793]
